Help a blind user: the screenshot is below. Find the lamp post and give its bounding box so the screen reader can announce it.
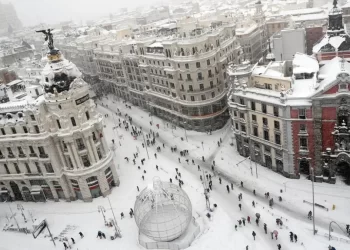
[202,170,211,210]
[142,133,150,159]
[183,121,188,142]
[310,166,316,235]
[17,204,27,223]
[107,196,121,237]
[255,152,259,179]
[98,206,107,225]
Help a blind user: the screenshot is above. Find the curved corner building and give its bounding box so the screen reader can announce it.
[0,47,119,202]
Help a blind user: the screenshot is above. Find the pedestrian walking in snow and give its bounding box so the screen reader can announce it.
[121,212,124,219]
[79,232,84,238]
[202,156,205,162]
[264,223,267,234]
[271,232,274,239]
[200,175,203,181]
[198,165,200,171]
[247,216,251,223]
[130,208,134,215]
[186,159,189,164]
[102,233,106,239]
[246,246,248,250]
[137,186,139,191]
[289,232,294,242]
[346,224,349,233]
[308,211,312,220]
[156,165,159,171]
[63,242,68,249]
[256,218,259,226]
[253,189,256,195]
[235,225,237,231]
[277,244,281,250]
[241,181,243,187]
[294,234,297,242]
[213,160,215,166]
[219,177,222,184]
[238,194,241,201]
[154,153,157,159]
[142,175,144,181]
[178,158,181,163]
[125,157,129,162]
[239,204,242,210]
[231,183,234,190]
[243,218,246,226]
[226,185,230,193]
[238,220,242,226]
[170,178,172,183]
[252,201,255,207]
[252,231,256,240]
[97,231,102,239]
[133,159,136,165]
[71,238,75,244]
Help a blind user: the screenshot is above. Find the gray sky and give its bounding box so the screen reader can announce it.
[2,0,165,26]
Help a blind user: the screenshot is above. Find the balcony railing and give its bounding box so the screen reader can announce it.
[29,153,38,157]
[8,154,15,158]
[39,154,48,158]
[19,154,26,158]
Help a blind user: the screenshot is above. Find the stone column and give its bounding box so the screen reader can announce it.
[78,177,92,202]
[67,143,78,169]
[110,161,120,186]
[47,181,59,202]
[71,142,82,169]
[99,130,109,156]
[60,178,73,201]
[97,170,110,197]
[89,136,99,161]
[55,141,67,169]
[84,135,96,164]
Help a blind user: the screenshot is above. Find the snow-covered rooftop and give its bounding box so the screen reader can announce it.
[293,53,319,74]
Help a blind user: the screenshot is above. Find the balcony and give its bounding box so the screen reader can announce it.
[29,153,38,157]
[197,77,204,82]
[8,154,15,159]
[185,79,192,82]
[19,154,26,158]
[39,154,48,158]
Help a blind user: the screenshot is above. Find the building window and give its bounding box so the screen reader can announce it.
[29,146,35,154]
[97,148,102,159]
[57,120,61,129]
[264,130,269,141]
[198,72,203,80]
[240,98,245,105]
[185,63,189,69]
[207,59,210,65]
[82,155,91,167]
[241,125,246,132]
[235,123,239,130]
[11,127,16,134]
[274,121,280,130]
[263,117,268,125]
[201,95,206,100]
[191,96,195,101]
[300,137,308,150]
[76,138,85,150]
[35,162,42,173]
[253,127,258,136]
[251,101,256,110]
[44,163,54,173]
[240,113,244,119]
[85,111,90,120]
[273,106,279,117]
[18,147,24,155]
[183,95,186,100]
[275,134,281,145]
[300,124,306,132]
[265,83,272,90]
[187,74,191,80]
[71,117,76,126]
[38,146,45,156]
[262,104,267,113]
[14,163,20,174]
[34,125,40,133]
[252,114,256,121]
[30,115,35,121]
[211,92,215,98]
[210,81,214,88]
[196,62,201,68]
[4,164,10,174]
[7,147,13,156]
[1,128,5,135]
[299,109,306,119]
[23,126,28,133]
[233,111,237,116]
[200,84,204,90]
[25,163,31,173]
[189,85,193,91]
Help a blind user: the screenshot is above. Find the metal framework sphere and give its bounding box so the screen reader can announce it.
[134,177,192,242]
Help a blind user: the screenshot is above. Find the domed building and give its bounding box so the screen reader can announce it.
[0,33,119,202]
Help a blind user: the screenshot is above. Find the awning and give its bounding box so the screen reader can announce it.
[0,190,9,194]
[31,191,41,195]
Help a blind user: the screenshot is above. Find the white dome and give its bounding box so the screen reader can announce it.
[134,177,192,242]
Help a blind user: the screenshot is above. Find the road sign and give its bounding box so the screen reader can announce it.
[32,220,46,239]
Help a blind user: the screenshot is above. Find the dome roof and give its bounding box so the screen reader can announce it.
[134,177,192,242]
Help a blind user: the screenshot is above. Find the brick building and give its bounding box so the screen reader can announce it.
[305,26,324,55]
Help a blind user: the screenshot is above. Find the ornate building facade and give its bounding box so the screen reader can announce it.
[0,41,119,202]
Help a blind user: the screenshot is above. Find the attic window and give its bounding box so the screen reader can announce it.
[45,77,49,82]
[6,114,12,119]
[339,83,348,92]
[18,113,23,118]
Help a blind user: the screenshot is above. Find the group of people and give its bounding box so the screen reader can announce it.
[62,232,84,249]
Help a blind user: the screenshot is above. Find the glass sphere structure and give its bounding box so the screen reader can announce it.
[134,177,192,242]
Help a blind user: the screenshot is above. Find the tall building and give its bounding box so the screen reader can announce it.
[0,40,119,202]
[0,2,22,34]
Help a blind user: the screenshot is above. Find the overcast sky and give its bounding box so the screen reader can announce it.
[2,0,166,26]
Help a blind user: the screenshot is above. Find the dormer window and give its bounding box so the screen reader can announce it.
[6,114,12,119]
[339,83,348,92]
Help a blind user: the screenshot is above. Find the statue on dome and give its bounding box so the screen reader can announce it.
[333,0,338,8]
[36,29,54,50]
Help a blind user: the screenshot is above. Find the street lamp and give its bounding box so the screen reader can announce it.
[17,204,27,223]
[255,152,259,178]
[183,121,188,142]
[142,133,150,159]
[107,196,121,237]
[310,166,316,235]
[98,206,107,225]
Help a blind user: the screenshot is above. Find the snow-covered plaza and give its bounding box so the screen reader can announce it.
[1,95,350,250]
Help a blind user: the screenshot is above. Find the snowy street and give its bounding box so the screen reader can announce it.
[0,95,349,250]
